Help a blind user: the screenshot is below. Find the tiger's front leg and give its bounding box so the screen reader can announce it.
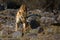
[22,19,27,36]
[23,23,26,32]
[15,22,19,31]
[15,17,20,31]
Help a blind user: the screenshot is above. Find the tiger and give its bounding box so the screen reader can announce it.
[15,3,27,36]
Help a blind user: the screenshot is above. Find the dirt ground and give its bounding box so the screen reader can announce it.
[0,9,60,40]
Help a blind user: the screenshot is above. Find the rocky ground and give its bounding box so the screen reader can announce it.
[0,9,60,40]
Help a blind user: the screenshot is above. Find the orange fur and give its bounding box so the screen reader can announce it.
[15,4,27,34]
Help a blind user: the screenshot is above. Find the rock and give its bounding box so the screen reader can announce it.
[38,27,44,33]
[57,15,60,23]
[27,15,40,29]
[11,31,22,38]
[42,12,54,17]
[24,33,37,40]
[1,30,8,38]
[53,34,60,40]
[40,16,57,27]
